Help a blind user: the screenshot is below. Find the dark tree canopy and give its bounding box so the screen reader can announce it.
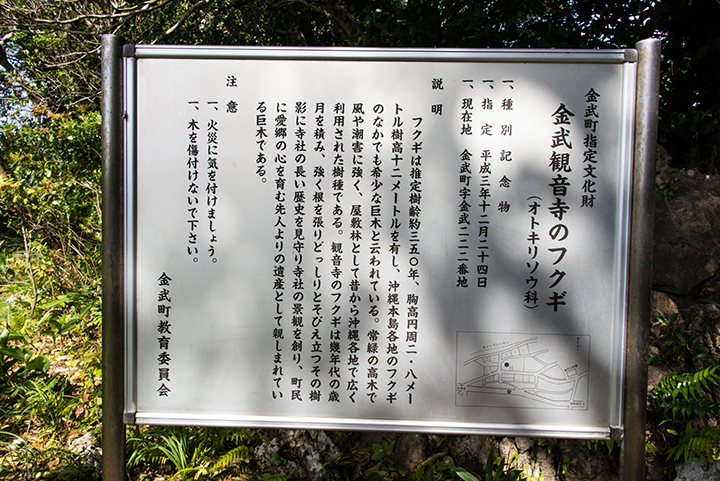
[1,0,718,170]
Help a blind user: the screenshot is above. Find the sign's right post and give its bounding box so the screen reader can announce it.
[621,38,661,481]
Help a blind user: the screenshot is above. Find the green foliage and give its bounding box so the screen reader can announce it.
[653,1,720,172]
[322,437,487,481]
[666,423,720,462]
[363,441,407,479]
[209,444,253,473]
[658,176,679,198]
[0,108,102,256]
[409,452,456,481]
[2,0,720,170]
[0,327,50,382]
[0,0,718,478]
[649,366,720,463]
[454,454,521,481]
[650,366,720,422]
[581,439,618,454]
[371,441,394,463]
[127,426,254,480]
[36,290,101,336]
[0,431,101,480]
[0,106,102,478]
[650,313,714,366]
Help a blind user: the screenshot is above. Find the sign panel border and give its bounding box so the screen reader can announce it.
[122,46,638,439]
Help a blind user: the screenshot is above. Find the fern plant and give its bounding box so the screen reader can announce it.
[650,366,720,462]
[127,426,253,480]
[667,423,720,462]
[208,444,252,473]
[649,366,720,422]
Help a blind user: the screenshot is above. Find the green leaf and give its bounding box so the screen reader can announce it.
[0,345,30,362]
[25,355,50,373]
[454,467,480,481]
[39,296,70,309]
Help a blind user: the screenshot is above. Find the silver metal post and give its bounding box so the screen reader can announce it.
[101,33,126,481]
[621,38,661,481]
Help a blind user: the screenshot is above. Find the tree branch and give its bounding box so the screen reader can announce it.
[11,0,174,26]
[153,0,214,43]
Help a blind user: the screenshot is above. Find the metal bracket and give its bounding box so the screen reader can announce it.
[123,411,137,424]
[123,44,136,58]
[624,49,638,63]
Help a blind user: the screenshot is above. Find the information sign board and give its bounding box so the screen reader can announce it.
[123,46,638,438]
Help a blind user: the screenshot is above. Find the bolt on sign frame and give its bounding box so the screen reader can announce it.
[102,36,659,481]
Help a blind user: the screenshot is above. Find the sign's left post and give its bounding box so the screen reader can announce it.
[101,34,127,481]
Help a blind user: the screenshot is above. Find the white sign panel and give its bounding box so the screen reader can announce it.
[124,46,637,438]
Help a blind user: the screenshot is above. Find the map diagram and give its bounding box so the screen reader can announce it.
[455,332,590,410]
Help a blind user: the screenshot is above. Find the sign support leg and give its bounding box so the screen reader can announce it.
[101,33,126,481]
[621,37,661,481]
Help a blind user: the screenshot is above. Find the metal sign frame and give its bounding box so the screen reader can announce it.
[125,45,634,437]
[102,36,660,481]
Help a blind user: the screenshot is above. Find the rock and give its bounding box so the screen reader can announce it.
[498,437,518,465]
[515,436,535,452]
[653,160,720,298]
[648,458,675,481]
[534,448,557,481]
[447,435,495,475]
[254,429,339,481]
[515,447,557,481]
[254,434,302,479]
[391,433,428,471]
[648,363,673,392]
[562,442,619,481]
[651,290,680,321]
[687,303,720,333]
[68,432,95,454]
[674,459,720,480]
[66,432,101,476]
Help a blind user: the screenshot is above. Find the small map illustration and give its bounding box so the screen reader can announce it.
[456,332,589,410]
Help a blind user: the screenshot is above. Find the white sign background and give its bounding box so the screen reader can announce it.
[125,47,636,438]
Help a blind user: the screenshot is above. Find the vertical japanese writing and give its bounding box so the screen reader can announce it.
[187,116,200,261]
[366,103,385,404]
[206,118,219,262]
[270,100,287,399]
[291,100,307,401]
[455,78,474,289]
[255,94,424,407]
[405,292,418,404]
[310,102,326,403]
[329,101,345,404]
[256,101,268,180]
[135,57,636,434]
[347,102,365,403]
[476,84,494,289]
[547,103,575,311]
[156,272,173,397]
[226,74,238,114]
[524,197,541,309]
[460,95,473,135]
[385,103,405,405]
[582,88,601,208]
[454,79,515,289]
[186,101,220,263]
[404,116,422,404]
[477,144,491,288]
[457,147,472,288]
[494,87,514,288]
[408,117,423,285]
